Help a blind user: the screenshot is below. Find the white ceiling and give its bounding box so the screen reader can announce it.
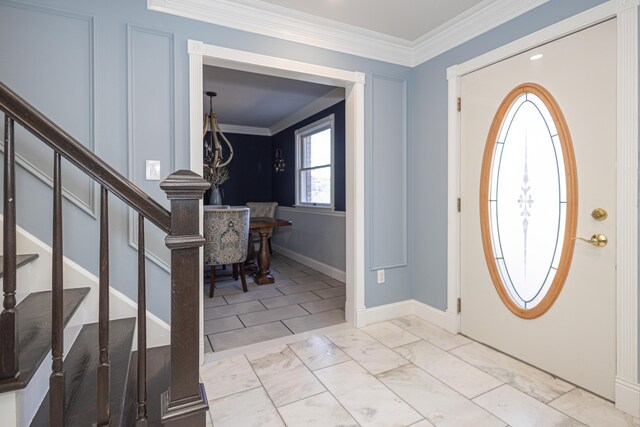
[203,65,342,129]
[149,0,549,66]
[255,0,485,41]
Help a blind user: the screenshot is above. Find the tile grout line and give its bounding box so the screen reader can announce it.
[330,324,515,426]
[320,333,428,423]
[387,321,584,425]
[242,353,289,426]
[372,337,512,426]
[304,358,365,426]
[280,320,296,335]
[445,342,577,405]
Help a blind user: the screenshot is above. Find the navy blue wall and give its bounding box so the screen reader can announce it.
[271,101,346,211]
[205,132,272,206]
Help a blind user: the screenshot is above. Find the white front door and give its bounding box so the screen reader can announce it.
[460,19,616,399]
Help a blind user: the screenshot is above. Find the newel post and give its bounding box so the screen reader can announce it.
[160,170,210,426]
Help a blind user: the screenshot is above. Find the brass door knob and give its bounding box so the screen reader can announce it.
[591,208,608,221]
[574,234,608,247]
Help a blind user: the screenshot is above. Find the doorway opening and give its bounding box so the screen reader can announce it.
[187,41,366,360]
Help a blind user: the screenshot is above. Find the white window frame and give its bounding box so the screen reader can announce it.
[295,114,335,210]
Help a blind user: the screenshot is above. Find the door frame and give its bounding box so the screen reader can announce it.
[446,0,639,416]
[187,41,366,363]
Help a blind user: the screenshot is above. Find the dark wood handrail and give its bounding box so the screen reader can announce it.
[0,82,171,234]
[0,81,209,426]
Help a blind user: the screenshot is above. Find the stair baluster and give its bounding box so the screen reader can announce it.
[0,115,18,381]
[97,186,111,425]
[50,152,65,426]
[0,83,209,426]
[137,213,148,425]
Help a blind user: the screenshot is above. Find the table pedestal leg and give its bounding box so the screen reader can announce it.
[244,232,257,275]
[253,228,274,285]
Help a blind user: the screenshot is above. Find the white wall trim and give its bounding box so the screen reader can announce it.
[615,0,639,416]
[446,0,640,416]
[148,0,550,67]
[0,2,97,219]
[359,299,457,333]
[278,206,346,218]
[150,0,413,66]
[271,243,345,283]
[616,377,640,418]
[369,74,408,270]
[188,40,206,364]
[218,123,271,136]
[0,214,170,348]
[188,40,366,360]
[270,87,345,135]
[359,300,415,325]
[412,0,549,65]
[125,24,176,274]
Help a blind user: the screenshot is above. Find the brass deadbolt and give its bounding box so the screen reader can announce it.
[591,208,608,221]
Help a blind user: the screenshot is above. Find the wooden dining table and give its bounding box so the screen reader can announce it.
[247,217,292,285]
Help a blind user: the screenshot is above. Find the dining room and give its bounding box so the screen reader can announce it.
[200,65,348,353]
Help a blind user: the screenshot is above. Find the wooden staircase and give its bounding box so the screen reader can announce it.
[0,82,210,426]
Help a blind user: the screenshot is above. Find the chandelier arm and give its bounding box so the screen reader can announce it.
[216,131,234,167]
[202,113,210,137]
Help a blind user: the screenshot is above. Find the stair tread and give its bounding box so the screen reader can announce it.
[0,253,39,278]
[125,345,170,426]
[31,317,136,427]
[0,287,90,393]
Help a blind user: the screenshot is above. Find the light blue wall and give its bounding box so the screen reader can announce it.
[271,208,346,272]
[408,0,608,310]
[0,0,412,321]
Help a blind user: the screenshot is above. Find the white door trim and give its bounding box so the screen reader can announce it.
[187,41,367,363]
[447,0,639,416]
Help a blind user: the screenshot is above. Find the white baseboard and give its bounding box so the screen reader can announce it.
[411,300,460,334]
[272,243,346,282]
[358,300,414,325]
[616,377,640,417]
[358,298,455,332]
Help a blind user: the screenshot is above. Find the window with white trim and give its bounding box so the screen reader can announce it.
[295,114,334,209]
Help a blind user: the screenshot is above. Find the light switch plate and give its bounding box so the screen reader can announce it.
[146,160,161,180]
[377,269,385,284]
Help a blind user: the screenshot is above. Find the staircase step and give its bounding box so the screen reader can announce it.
[0,253,39,278]
[0,287,90,393]
[31,317,136,427]
[124,346,170,426]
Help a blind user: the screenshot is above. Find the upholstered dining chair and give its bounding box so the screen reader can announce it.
[203,206,250,298]
[246,202,278,253]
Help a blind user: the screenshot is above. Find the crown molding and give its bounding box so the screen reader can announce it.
[270,87,345,135]
[412,0,550,65]
[150,0,554,67]
[148,0,413,66]
[218,123,271,136]
[217,88,345,137]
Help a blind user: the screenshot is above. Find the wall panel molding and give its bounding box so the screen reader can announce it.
[369,73,407,270]
[0,1,97,217]
[126,24,176,272]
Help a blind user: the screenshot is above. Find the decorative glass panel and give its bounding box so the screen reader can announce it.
[480,84,577,319]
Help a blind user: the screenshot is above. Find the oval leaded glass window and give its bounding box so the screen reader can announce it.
[480,83,577,319]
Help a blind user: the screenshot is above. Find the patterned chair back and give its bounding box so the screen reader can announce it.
[203,206,250,266]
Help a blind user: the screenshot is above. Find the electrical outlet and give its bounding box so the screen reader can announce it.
[377,269,385,284]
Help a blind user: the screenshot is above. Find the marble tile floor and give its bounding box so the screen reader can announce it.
[204,252,346,352]
[200,314,640,427]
